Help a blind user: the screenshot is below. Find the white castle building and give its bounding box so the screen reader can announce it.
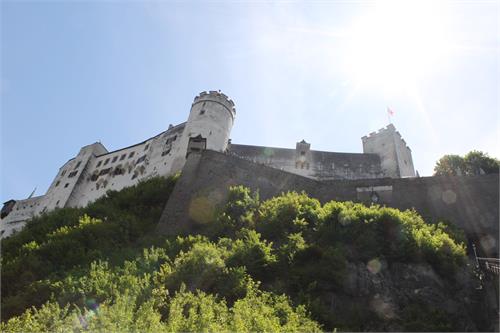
[1,91,415,238]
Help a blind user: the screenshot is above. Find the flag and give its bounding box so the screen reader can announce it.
[387,107,394,116]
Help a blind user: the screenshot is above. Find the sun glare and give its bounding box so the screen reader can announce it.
[343,0,451,95]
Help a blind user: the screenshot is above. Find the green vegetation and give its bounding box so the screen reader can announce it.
[434,150,499,176]
[1,182,468,332]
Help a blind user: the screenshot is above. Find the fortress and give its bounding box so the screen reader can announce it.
[3,91,497,258]
[0,91,416,238]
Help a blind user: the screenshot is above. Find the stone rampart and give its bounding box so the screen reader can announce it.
[157,150,499,256]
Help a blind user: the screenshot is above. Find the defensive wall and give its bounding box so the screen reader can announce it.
[157,150,499,256]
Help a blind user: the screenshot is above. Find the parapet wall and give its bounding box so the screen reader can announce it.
[361,124,412,152]
[192,91,236,119]
[157,150,499,256]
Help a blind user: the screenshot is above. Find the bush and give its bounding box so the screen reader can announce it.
[2,183,469,332]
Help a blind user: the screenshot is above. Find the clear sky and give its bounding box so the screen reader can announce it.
[1,0,498,202]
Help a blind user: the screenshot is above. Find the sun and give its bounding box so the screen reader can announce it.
[342,0,452,95]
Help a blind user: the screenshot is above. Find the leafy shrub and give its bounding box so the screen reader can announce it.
[256,191,323,240]
[2,183,469,332]
[1,176,178,320]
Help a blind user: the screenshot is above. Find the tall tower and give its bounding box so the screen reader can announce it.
[181,91,236,156]
[362,124,415,178]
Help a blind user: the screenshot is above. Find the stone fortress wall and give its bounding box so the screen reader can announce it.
[157,150,499,257]
[0,91,236,238]
[1,91,415,238]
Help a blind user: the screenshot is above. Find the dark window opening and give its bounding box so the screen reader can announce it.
[90,173,99,181]
[74,161,81,169]
[112,156,118,163]
[104,158,110,165]
[99,168,112,176]
[55,181,60,187]
[61,170,67,176]
[68,171,78,178]
[300,151,306,156]
[136,155,146,164]
[129,152,135,158]
[120,154,126,161]
[113,167,125,176]
[144,144,149,151]
[131,173,137,180]
[96,161,102,167]
[199,110,205,115]
[64,183,69,188]
[162,148,171,156]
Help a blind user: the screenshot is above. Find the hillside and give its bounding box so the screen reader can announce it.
[0,176,494,331]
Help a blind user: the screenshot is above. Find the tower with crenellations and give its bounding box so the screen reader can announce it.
[1,91,416,238]
[361,124,416,178]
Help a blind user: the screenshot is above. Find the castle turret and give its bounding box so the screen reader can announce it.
[362,124,415,178]
[181,91,236,156]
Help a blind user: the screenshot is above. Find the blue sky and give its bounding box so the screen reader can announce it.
[1,1,498,202]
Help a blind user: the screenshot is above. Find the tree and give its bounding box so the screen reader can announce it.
[463,151,499,175]
[434,151,499,176]
[433,154,466,176]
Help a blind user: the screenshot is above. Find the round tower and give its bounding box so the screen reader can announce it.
[182,91,236,156]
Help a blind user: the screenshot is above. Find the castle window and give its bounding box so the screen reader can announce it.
[61,170,67,176]
[64,183,69,188]
[144,144,149,151]
[99,168,111,176]
[120,154,126,161]
[162,148,171,156]
[96,161,102,167]
[74,161,81,169]
[129,152,135,158]
[199,110,205,115]
[90,173,98,181]
[300,151,306,156]
[131,173,137,180]
[55,181,60,187]
[104,158,110,166]
[68,171,78,178]
[112,156,118,163]
[113,166,125,176]
[136,155,146,164]
[56,200,60,206]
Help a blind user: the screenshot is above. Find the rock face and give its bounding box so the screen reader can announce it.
[325,259,495,331]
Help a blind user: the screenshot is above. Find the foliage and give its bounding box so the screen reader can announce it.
[2,183,470,332]
[434,150,499,176]
[1,175,178,320]
[1,238,320,332]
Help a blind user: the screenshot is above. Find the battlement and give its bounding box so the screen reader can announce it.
[361,124,411,151]
[362,124,397,141]
[192,91,236,116]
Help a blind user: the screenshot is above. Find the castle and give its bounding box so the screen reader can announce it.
[0,91,416,238]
